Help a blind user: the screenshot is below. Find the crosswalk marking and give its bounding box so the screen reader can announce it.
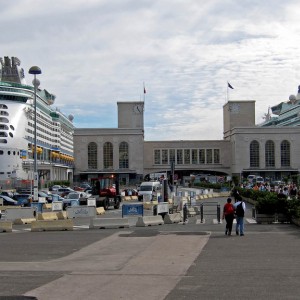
[196,218,257,225]
[73,225,90,229]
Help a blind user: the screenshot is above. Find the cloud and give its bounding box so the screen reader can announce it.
[1,0,300,140]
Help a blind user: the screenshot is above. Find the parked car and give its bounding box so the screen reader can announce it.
[80,183,91,190]
[0,191,15,198]
[62,192,88,210]
[247,175,256,183]
[0,195,18,206]
[12,194,32,206]
[73,186,85,192]
[49,185,61,192]
[38,191,52,203]
[52,187,74,198]
[254,176,264,185]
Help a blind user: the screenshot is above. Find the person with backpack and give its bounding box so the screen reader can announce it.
[234,195,246,236]
[222,197,235,236]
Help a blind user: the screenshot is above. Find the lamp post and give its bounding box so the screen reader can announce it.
[29,66,42,202]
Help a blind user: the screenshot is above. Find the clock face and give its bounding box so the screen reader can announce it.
[229,103,240,114]
[133,104,143,114]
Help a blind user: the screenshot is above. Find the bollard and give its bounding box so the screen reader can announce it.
[200,203,204,223]
[183,203,188,223]
[217,204,221,223]
[252,207,256,219]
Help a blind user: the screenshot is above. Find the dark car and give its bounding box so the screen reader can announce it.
[122,188,138,196]
[0,195,18,206]
[12,194,32,206]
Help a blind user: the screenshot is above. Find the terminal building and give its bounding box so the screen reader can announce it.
[73,87,300,186]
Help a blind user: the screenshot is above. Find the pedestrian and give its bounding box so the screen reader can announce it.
[234,195,246,236]
[222,197,235,236]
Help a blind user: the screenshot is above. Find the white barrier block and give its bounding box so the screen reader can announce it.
[0,221,12,232]
[89,218,129,229]
[4,207,36,221]
[136,215,164,227]
[164,213,182,224]
[66,206,96,218]
[31,219,74,231]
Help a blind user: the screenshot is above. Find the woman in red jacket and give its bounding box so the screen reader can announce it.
[222,197,235,236]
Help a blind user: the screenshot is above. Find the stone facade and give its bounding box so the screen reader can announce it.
[73,100,300,184]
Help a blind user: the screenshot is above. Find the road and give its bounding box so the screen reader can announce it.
[0,196,300,299]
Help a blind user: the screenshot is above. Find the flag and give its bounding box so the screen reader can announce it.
[228,82,234,89]
[144,86,146,94]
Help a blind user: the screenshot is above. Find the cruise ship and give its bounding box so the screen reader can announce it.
[0,56,74,187]
[259,86,300,127]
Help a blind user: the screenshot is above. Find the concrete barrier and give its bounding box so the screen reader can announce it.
[31,219,74,231]
[164,213,182,224]
[136,215,164,227]
[66,206,96,219]
[0,221,12,232]
[89,218,130,229]
[13,218,36,225]
[37,212,58,221]
[43,203,52,210]
[143,202,154,210]
[187,207,197,217]
[4,207,36,221]
[96,207,105,215]
[56,211,67,220]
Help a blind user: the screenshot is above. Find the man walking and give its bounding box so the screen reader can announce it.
[234,196,246,236]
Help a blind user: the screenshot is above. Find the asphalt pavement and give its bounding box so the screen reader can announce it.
[0,195,299,299]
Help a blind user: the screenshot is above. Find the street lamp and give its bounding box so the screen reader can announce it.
[29,66,42,202]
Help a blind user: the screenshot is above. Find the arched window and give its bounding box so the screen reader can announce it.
[119,142,129,169]
[281,140,290,167]
[88,142,97,169]
[265,140,275,167]
[103,142,113,169]
[250,140,259,168]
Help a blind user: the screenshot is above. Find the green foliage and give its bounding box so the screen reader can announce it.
[49,180,70,188]
[255,193,278,214]
[194,182,231,190]
[287,198,300,218]
[238,188,269,201]
[232,176,239,186]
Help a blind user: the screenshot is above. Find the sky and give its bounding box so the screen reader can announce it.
[1,0,300,141]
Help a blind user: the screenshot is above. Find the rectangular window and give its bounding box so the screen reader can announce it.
[177,149,183,164]
[169,149,175,164]
[206,149,212,164]
[154,150,160,164]
[184,149,190,164]
[162,149,168,164]
[192,149,198,164]
[199,149,205,164]
[214,149,220,164]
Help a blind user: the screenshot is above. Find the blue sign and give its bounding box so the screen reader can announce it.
[122,204,144,217]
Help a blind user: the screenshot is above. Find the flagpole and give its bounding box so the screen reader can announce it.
[227,82,229,102]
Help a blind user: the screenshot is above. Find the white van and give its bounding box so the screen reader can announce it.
[138,181,161,201]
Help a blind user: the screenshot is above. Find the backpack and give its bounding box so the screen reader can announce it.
[226,204,234,214]
[235,202,244,217]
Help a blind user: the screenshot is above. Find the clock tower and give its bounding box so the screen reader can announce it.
[223,100,255,139]
[117,101,144,129]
